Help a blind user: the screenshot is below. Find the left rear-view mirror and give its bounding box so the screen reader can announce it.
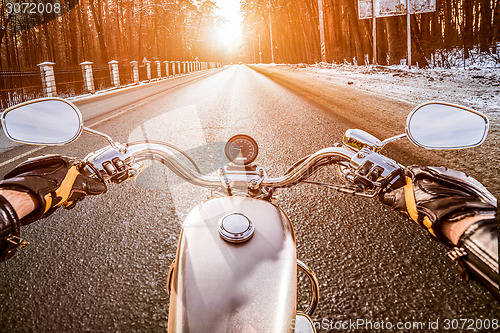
[1,97,83,146]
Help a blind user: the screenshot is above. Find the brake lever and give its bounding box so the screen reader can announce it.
[312,147,405,197]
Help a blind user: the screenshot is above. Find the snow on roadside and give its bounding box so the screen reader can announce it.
[281,63,500,125]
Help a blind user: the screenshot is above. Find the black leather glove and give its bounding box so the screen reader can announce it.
[0,195,23,261]
[0,155,107,225]
[380,165,497,247]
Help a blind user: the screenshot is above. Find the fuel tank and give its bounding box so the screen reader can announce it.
[167,196,297,333]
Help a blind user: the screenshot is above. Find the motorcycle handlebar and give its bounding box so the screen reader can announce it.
[125,142,355,189]
[260,147,354,187]
[127,142,221,188]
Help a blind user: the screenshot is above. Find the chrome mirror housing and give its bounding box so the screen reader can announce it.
[406,102,489,149]
[342,129,382,152]
[1,97,83,146]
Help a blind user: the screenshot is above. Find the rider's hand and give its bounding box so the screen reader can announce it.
[379,165,496,247]
[0,155,106,225]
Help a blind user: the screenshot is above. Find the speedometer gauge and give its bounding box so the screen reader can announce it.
[224,134,259,165]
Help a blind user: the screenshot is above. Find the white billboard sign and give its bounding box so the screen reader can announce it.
[359,0,436,19]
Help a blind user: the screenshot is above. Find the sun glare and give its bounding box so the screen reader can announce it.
[214,22,242,47]
[214,0,242,48]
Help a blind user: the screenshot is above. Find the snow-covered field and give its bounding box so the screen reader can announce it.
[282,62,500,125]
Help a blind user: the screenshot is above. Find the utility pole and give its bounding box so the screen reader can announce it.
[406,0,411,68]
[372,0,377,64]
[258,34,262,63]
[318,0,326,62]
[269,10,275,63]
[252,38,255,64]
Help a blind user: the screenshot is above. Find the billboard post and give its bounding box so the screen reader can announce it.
[406,0,411,68]
[358,0,436,68]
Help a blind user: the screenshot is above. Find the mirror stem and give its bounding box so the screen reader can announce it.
[83,127,118,149]
[380,133,407,148]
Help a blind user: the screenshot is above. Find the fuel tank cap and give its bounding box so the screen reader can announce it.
[218,213,255,243]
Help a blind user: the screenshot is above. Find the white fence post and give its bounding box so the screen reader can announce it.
[37,62,57,97]
[80,61,95,94]
[155,61,161,79]
[164,61,170,77]
[171,61,176,76]
[177,61,181,75]
[146,61,151,81]
[130,61,139,84]
[108,60,120,88]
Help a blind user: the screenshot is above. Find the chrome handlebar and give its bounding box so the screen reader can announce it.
[124,142,355,189]
[85,140,403,195]
[127,142,221,188]
[260,147,354,187]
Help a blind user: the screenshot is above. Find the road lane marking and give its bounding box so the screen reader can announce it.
[0,146,44,168]
[87,106,136,128]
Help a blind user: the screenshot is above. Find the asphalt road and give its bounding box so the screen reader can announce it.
[0,65,498,332]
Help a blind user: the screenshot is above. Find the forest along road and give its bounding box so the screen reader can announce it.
[0,65,498,332]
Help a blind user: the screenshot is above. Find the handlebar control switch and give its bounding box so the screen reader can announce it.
[84,145,134,184]
[102,161,117,175]
[100,159,128,183]
[112,157,127,172]
[349,148,403,190]
[110,157,129,183]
